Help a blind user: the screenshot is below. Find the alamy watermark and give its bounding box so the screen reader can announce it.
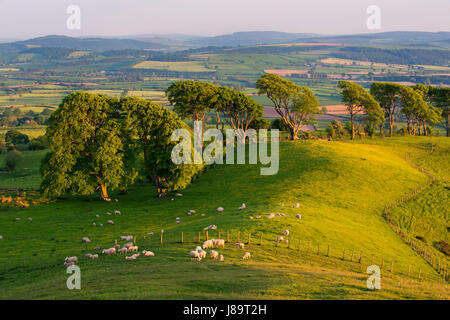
[171,121,279,176]
[366,5,381,30]
[366,265,381,290]
[66,5,81,30]
[66,265,81,290]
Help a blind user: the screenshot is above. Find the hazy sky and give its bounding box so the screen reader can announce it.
[0,0,449,39]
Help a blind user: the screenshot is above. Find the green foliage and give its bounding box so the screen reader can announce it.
[29,135,49,150]
[5,129,29,147]
[4,149,21,171]
[41,92,130,199]
[271,118,289,131]
[119,97,203,195]
[249,118,271,130]
[326,122,335,139]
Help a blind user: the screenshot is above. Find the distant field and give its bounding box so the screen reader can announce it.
[133,61,214,72]
[0,126,46,139]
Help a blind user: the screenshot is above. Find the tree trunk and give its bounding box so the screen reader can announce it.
[100,184,109,200]
[389,113,394,137]
[351,113,355,140]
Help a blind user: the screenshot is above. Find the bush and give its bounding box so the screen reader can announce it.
[29,135,49,150]
[5,149,21,171]
[5,129,29,147]
[271,118,289,131]
[249,118,271,131]
[326,122,336,139]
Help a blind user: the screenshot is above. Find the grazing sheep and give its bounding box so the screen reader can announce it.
[214,239,225,248]
[266,213,275,219]
[235,243,245,250]
[195,246,202,252]
[94,246,100,251]
[82,237,91,243]
[175,193,183,197]
[203,225,217,231]
[114,199,119,202]
[277,236,284,242]
[143,251,155,257]
[92,222,97,226]
[176,217,180,220]
[107,220,114,225]
[255,216,261,219]
[238,203,246,210]
[118,247,128,254]
[128,246,139,252]
[219,255,224,262]
[201,214,205,217]
[243,252,251,260]
[85,253,93,259]
[125,255,136,260]
[249,216,254,220]
[0,235,3,240]
[96,214,100,218]
[190,250,201,261]
[106,212,111,216]
[65,256,78,264]
[202,240,213,250]
[15,218,20,221]
[217,207,224,212]
[114,210,121,215]
[210,250,219,260]
[102,248,116,255]
[189,210,196,214]
[293,203,300,208]
[148,232,154,236]
[99,224,103,227]
[28,217,33,221]
[283,230,290,237]
[120,235,133,241]
[296,214,302,219]
[279,213,286,217]
[123,242,133,248]
[90,254,98,259]
[176,221,180,224]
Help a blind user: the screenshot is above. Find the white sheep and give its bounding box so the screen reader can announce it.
[99,224,103,227]
[106,212,111,216]
[235,243,245,250]
[176,221,180,224]
[202,240,213,250]
[85,253,93,259]
[266,213,275,219]
[219,255,224,262]
[102,248,116,255]
[82,237,91,243]
[28,217,33,221]
[65,256,78,264]
[296,214,302,219]
[120,235,133,241]
[283,230,290,236]
[293,203,300,208]
[123,242,133,248]
[243,252,251,260]
[217,207,224,212]
[125,255,136,260]
[118,247,128,254]
[277,236,284,242]
[95,214,100,218]
[214,239,225,248]
[128,246,138,252]
[114,210,121,215]
[90,254,98,259]
[190,250,201,261]
[176,217,180,220]
[238,203,246,210]
[175,193,183,197]
[0,235,3,240]
[203,225,217,231]
[249,216,254,220]
[107,220,114,225]
[143,251,155,257]
[255,216,261,219]
[148,232,154,236]
[201,214,205,217]
[210,250,219,260]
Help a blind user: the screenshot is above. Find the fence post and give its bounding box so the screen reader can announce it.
[198,232,201,243]
[248,233,251,245]
[358,252,362,264]
[181,232,183,244]
[327,245,330,257]
[227,231,229,243]
[206,231,209,241]
[260,233,263,246]
[218,231,221,240]
[351,251,354,262]
[160,231,163,245]
[418,268,422,280]
[390,261,394,273]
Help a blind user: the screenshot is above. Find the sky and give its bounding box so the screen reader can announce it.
[0,0,449,39]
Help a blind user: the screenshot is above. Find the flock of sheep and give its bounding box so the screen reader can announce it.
[59,200,301,268]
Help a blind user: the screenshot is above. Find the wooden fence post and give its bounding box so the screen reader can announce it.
[327,245,330,257]
[260,233,263,246]
[206,231,209,241]
[418,268,422,280]
[248,233,251,245]
[358,252,362,264]
[198,232,201,243]
[390,261,394,273]
[160,231,163,245]
[218,231,221,240]
[227,231,229,243]
[181,232,183,243]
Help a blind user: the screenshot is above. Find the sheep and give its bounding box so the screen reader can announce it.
[102,248,116,255]
[202,240,213,250]
[120,235,133,241]
[238,203,246,210]
[118,247,128,254]
[203,225,217,231]
[176,217,180,220]
[92,222,97,226]
[143,251,155,257]
[114,210,121,215]
[123,242,133,249]
[210,250,219,260]
[0,235,3,240]
[114,244,121,250]
[219,255,224,262]
[107,220,114,225]
[175,193,183,197]
[15,218,20,221]
[285,239,289,245]
[296,214,302,219]
[243,252,251,260]
[82,237,91,243]
[65,256,78,264]
[266,213,275,219]
[95,214,100,218]
[85,253,93,259]
[281,203,284,207]
[195,246,203,252]
[148,232,154,236]
[114,199,119,202]
[28,217,33,221]
[189,210,196,214]
[217,207,224,212]
[255,216,261,219]
[176,221,180,224]
[235,243,245,250]
[214,239,225,248]
[99,224,103,227]
[128,246,138,252]
[125,255,136,260]
[283,230,290,237]
[277,236,284,242]
[190,250,201,261]
[106,212,112,216]
[201,214,205,217]
[90,254,98,259]
[293,203,300,208]
[249,216,254,220]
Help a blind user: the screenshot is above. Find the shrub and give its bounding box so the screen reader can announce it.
[249,118,271,131]
[326,122,336,139]
[29,135,49,150]
[5,149,21,171]
[5,129,29,147]
[271,118,289,131]
[435,241,450,256]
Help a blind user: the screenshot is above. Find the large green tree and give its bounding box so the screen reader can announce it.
[427,87,450,137]
[338,81,384,140]
[370,82,403,137]
[41,92,132,200]
[119,97,202,197]
[256,73,319,140]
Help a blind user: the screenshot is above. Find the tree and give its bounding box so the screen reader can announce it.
[427,87,450,137]
[256,74,320,140]
[5,129,29,147]
[249,118,271,131]
[119,97,203,197]
[370,82,403,137]
[338,81,383,140]
[41,92,132,200]
[5,149,21,171]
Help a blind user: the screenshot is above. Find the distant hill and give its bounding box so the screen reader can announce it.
[187,31,319,47]
[13,35,171,51]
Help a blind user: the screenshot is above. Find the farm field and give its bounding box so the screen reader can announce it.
[0,137,448,299]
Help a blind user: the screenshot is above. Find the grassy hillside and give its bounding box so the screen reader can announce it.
[0,138,448,299]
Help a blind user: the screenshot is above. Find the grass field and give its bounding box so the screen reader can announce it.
[0,137,448,299]
[133,61,214,72]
